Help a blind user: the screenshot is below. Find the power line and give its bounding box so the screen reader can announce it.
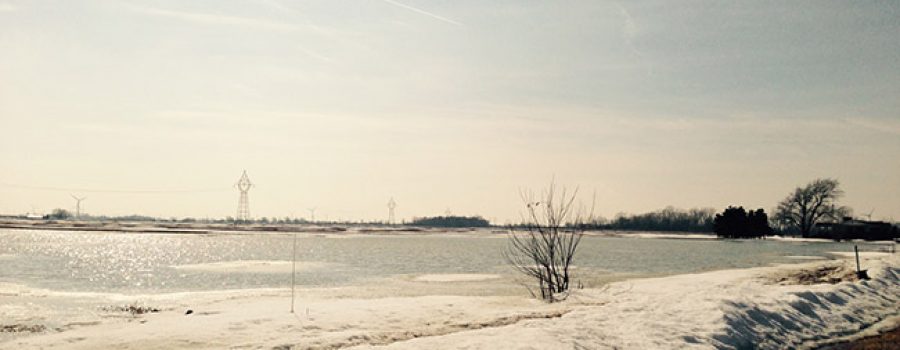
[0,181,229,194]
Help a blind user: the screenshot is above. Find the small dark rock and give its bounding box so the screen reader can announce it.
[185,309,193,315]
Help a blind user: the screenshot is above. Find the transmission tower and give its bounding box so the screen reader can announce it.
[70,195,86,219]
[307,207,317,223]
[235,170,253,222]
[387,197,397,224]
[863,209,874,221]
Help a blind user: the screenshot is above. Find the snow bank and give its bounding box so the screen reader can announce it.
[766,236,836,243]
[713,259,899,349]
[356,255,898,350]
[413,274,502,282]
[828,251,892,258]
[171,260,334,274]
[616,232,718,240]
[784,255,827,260]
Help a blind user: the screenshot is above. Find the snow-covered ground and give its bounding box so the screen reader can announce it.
[171,260,337,274]
[413,274,502,282]
[1,254,896,350]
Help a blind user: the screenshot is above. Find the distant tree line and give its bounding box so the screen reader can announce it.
[45,208,73,220]
[579,207,716,233]
[408,216,490,228]
[24,210,405,227]
[84,214,159,222]
[28,178,894,241]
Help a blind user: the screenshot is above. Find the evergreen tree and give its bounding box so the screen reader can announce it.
[714,206,772,238]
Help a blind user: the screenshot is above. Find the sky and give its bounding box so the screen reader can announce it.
[1,0,898,223]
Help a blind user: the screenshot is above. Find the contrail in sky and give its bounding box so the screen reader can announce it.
[615,2,653,76]
[380,0,463,26]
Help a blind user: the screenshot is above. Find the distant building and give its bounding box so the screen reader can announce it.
[813,217,898,241]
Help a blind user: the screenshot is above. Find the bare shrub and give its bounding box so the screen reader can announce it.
[505,183,589,302]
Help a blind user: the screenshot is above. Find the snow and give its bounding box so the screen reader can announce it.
[613,232,718,240]
[171,260,335,274]
[413,274,502,282]
[766,236,837,243]
[357,255,899,350]
[828,251,892,258]
[783,255,827,260]
[1,255,896,350]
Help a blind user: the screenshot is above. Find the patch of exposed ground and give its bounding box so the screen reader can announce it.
[767,263,860,285]
[818,327,900,350]
[0,324,46,333]
[100,304,160,315]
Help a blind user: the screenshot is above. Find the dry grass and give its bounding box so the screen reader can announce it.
[0,324,46,333]
[768,264,859,285]
[102,303,160,315]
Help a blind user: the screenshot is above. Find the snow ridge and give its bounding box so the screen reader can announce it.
[713,265,899,349]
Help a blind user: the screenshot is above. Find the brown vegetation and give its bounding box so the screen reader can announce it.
[768,264,859,285]
[0,324,46,333]
[102,303,160,315]
[819,327,900,350]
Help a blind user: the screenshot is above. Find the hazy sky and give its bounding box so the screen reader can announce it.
[1,0,898,223]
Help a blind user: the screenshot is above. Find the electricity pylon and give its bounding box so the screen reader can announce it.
[235,170,253,222]
[387,198,397,224]
[307,207,316,223]
[70,195,86,219]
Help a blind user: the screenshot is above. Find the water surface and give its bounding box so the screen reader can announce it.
[0,229,861,294]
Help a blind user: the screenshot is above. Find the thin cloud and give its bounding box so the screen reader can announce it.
[297,45,332,63]
[380,0,463,26]
[0,3,16,12]
[844,117,900,136]
[251,0,343,39]
[256,0,297,14]
[132,5,302,32]
[615,2,652,76]
[130,5,334,62]
[616,4,636,47]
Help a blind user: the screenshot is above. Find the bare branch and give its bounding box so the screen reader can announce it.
[505,183,587,302]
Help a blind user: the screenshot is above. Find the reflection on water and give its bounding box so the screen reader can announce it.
[0,229,859,294]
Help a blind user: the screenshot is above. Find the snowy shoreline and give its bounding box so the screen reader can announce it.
[1,253,896,349]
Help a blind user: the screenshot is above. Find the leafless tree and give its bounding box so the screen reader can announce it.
[504,183,589,302]
[774,178,851,237]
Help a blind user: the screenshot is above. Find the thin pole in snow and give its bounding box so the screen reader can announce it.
[854,245,861,274]
[291,232,297,313]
